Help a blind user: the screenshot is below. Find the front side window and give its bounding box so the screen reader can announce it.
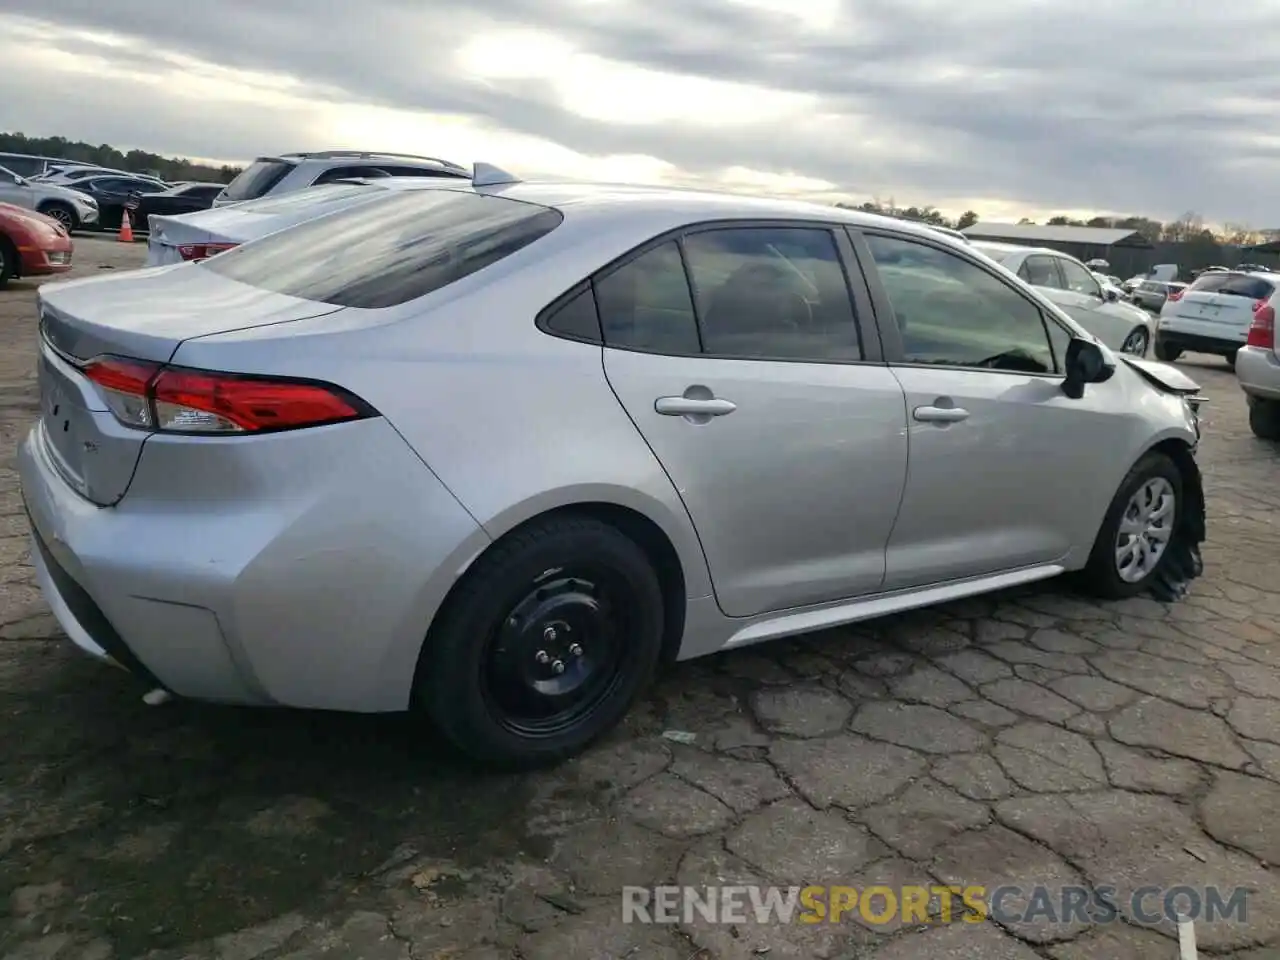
[1058,258,1103,298]
[202,189,563,309]
[681,227,862,361]
[1019,256,1063,289]
[865,233,1058,374]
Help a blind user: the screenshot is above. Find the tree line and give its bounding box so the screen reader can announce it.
[0,132,243,184]
[835,198,1276,248]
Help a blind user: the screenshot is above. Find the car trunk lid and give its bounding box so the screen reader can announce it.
[35,268,345,505]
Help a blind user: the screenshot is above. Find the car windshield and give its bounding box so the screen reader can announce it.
[220,158,295,202]
[201,189,564,309]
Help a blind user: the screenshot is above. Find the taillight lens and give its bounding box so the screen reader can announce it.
[81,357,376,434]
[177,242,237,261]
[1247,304,1276,349]
[1167,289,1185,302]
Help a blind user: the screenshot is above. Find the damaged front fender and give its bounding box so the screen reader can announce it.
[1149,442,1206,603]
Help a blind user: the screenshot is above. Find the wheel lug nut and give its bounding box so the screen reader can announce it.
[569,643,583,657]
[543,626,557,642]
[535,650,549,664]
[551,660,565,675]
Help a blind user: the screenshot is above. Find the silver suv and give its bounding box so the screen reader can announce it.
[0,165,99,230]
[211,150,470,207]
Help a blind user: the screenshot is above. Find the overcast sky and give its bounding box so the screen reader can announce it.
[3,2,1277,225]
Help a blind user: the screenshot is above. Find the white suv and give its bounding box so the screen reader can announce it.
[1155,270,1277,368]
[211,151,470,207]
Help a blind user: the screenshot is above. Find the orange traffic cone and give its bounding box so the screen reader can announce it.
[118,210,134,243]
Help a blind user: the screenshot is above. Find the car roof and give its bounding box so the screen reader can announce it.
[339,177,977,246]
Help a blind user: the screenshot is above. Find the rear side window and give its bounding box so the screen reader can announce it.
[1019,256,1062,288]
[595,242,701,354]
[1190,273,1275,300]
[202,189,563,309]
[312,165,393,185]
[220,159,295,202]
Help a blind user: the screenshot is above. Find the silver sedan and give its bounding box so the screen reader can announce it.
[20,175,1207,767]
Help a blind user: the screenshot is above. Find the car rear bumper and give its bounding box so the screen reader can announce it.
[18,415,490,712]
[1235,346,1280,400]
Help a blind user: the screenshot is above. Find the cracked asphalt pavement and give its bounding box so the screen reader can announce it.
[2,238,1279,959]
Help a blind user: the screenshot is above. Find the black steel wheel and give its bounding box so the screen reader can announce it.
[415,514,665,768]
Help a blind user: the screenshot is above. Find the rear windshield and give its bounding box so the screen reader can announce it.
[220,158,295,202]
[970,243,1014,264]
[202,189,564,308]
[1189,272,1276,300]
[228,183,375,216]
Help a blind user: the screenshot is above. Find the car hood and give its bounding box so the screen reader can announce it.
[0,201,62,233]
[1119,356,1202,395]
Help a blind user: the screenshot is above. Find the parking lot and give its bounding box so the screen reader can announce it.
[1,235,1278,959]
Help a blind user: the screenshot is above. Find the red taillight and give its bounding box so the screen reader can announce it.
[81,357,374,434]
[177,242,238,261]
[1247,304,1276,349]
[1167,289,1185,302]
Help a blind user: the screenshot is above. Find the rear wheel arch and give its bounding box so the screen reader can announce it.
[424,501,689,675]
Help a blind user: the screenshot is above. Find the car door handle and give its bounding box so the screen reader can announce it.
[655,397,737,417]
[913,405,970,423]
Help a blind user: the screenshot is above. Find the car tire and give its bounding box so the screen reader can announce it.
[1224,349,1238,370]
[1153,339,1181,362]
[414,514,665,769]
[36,202,76,232]
[1078,451,1184,600]
[0,236,13,289]
[1248,396,1280,441]
[1120,326,1149,356]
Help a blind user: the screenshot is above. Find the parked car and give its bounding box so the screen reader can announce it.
[67,174,174,230]
[20,177,1208,767]
[38,166,166,189]
[1156,270,1277,368]
[969,241,1154,355]
[0,202,72,288]
[0,152,76,179]
[0,165,99,231]
[131,182,225,225]
[212,150,470,207]
[1236,299,1280,439]
[1132,280,1187,313]
[144,179,429,266]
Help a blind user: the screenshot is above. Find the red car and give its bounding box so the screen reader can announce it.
[0,202,73,288]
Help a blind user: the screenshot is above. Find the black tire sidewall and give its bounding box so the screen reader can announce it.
[1248,397,1280,440]
[39,204,75,231]
[418,517,664,768]
[1084,452,1184,598]
[0,240,10,285]
[1125,327,1149,355]
[1153,339,1181,362]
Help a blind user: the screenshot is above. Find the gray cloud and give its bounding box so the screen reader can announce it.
[3,0,1280,224]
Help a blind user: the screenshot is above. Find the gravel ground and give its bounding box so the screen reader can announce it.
[1,236,1278,960]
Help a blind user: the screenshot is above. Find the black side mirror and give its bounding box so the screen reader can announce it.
[1103,287,1118,302]
[1062,337,1114,399]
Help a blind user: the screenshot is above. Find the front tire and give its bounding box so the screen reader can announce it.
[1248,396,1280,440]
[1078,452,1183,600]
[0,237,13,289]
[1120,326,1149,356]
[36,202,76,232]
[415,514,665,769]
[1153,338,1182,362]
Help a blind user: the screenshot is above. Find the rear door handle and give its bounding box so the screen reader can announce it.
[655,397,737,417]
[913,404,970,423]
